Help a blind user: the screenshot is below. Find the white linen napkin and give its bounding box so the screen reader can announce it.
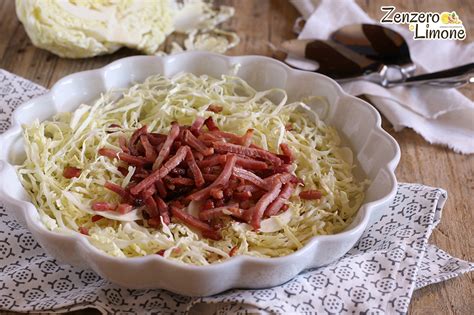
[288,0,474,154]
[0,69,473,314]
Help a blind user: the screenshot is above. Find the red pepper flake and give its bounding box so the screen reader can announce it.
[63,167,82,179]
[156,249,165,256]
[78,226,89,235]
[91,215,103,222]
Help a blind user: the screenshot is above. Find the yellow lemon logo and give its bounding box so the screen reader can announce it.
[441,11,462,24]
[440,12,451,24]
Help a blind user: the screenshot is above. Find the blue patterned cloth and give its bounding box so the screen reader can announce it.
[0,70,472,314]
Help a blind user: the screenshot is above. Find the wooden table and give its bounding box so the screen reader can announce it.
[0,1,472,314]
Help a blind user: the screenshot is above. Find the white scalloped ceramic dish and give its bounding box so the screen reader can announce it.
[0,52,400,296]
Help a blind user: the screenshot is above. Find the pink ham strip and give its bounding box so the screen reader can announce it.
[190,116,205,135]
[235,156,268,170]
[140,134,157,162]
[193,151,204,161]
[236,184,261,193]
[186,154,237,201]
[250,182,282,230]
[154,196,170,225]
[63,167,82,179]
[279,143,294,163]
[155,178,167,198]
[263,172,297,186]
[210,188,224,199]
[277,154,291,164]
[273,164,292,173]
[204,117,219,131]
[299,190,322,200]
[147,133,167,146]
[118,153,148,166]
[207,104,223,113]
[241,129,254,147]
[92,202,115,211]
[130,146,188,195]
[144,197,160,218]
[130,125,148,146]
[209,131,242,144]
[232,167,267,189]
[213,142,282,166]
[250,143,264,150]
[118,136,130,153]
[264,183,295,217]
[198,132,223,144]
[171,207,220,240]
[197,154,227,168]
[158,146,189,179]
[116,204,133,214]
[233,191,252,200]
[141,184,157,200]
[167,177,194,186]
[199,204,242,221]
[185,148,205,187]
[183,130,214,156]
[203,173,218,181]
[152,123,180,170]
[202,165,222,174]
[98,148,148,166]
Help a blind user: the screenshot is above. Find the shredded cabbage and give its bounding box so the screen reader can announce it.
[17,72,367,265]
